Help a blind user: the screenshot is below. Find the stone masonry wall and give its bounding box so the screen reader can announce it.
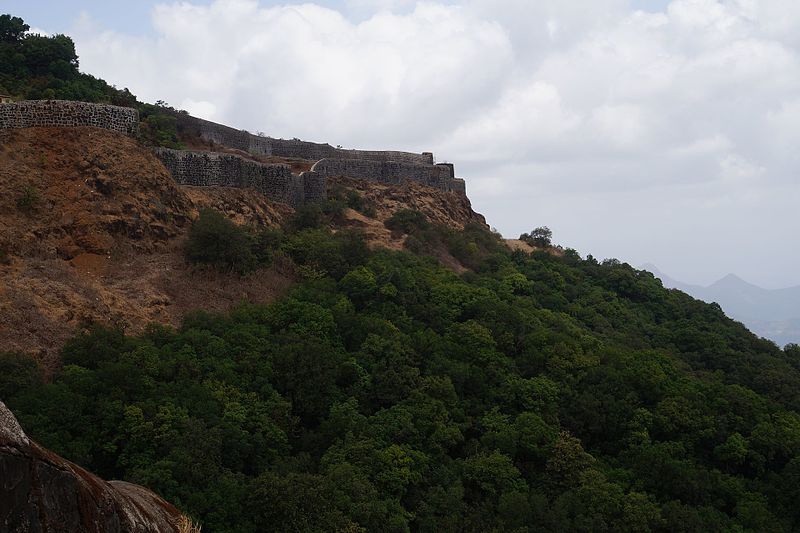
[153,147,318,207]
[177,114,434,165]
[311,158,466,193]
[0,100,139,135]
[0,101,466,203]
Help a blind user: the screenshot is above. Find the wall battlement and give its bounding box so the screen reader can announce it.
[0,100,138,135]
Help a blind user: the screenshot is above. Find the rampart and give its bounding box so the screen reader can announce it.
[0,100,138,135]
[153,148,325,207]
[311,159,465,193]
[0,100,466,204]
[177,114,434,165]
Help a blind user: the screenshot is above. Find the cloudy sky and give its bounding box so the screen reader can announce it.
[9,0,800,288]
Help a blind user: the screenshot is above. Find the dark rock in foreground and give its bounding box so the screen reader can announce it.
[0,400,182,532]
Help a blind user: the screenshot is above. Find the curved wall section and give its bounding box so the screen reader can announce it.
[0,100,139,135]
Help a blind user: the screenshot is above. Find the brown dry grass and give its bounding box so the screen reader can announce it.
[177,515,202,533]
[0,126,488,370]
[329,175,486,231]
[0,126,293,373]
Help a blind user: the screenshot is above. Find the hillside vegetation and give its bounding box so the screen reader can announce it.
[4,219,800,532]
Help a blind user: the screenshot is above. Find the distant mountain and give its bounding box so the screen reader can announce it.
[642,264,800,347]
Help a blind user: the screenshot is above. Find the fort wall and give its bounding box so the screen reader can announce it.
[177,114,435,165]
[0,100,138,135]
[153,148,322,207]
[311,158,465,193]
[0,101,466,204]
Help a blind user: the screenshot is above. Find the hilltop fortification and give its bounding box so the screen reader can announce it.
[0,100,468,207]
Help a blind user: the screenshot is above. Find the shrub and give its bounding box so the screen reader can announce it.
[0,352,43,398]
[345,190,365,211]
[137,102,185,148]
[320,198,345,220]
[339,266,378,305]
[16,184,40,212]
[282,229,368,279]
[385,209,430,234]
[520,226,552,248]
[185,209,255,273]
[252,228,284,265]
[290,203,325,231]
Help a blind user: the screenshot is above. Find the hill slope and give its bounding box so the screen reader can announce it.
[644,264,800,346]
[0,126,487,370]
[0,126,294,369]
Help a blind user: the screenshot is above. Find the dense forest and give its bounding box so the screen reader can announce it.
[3,203,800,532]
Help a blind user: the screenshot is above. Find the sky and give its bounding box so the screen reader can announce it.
[6,0,799,288]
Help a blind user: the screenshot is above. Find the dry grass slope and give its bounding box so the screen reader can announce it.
[0,126,293,372]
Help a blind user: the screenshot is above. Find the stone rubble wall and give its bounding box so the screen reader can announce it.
[177,114,435,165]
[311,158,466,193]
[0,101,467,203]
[153,148,314,207]
[300,170,327,203]
[0,100,139,135]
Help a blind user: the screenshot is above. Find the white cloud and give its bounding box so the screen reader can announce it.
[69,0,800,287]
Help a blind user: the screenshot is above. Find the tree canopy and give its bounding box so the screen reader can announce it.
[3,217,800,532]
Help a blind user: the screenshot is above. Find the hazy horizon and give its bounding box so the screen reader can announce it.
[7,0,799,288]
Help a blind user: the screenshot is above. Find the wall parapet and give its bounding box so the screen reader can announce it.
[0,100,138,135]
[177,114,434,165]
[311,158,465,194]
[153,147,323,207]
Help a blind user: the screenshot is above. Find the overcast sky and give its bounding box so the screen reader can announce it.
[8,0,800,288]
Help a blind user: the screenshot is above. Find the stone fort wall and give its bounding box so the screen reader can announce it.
[311,158,466,194]
[0,100,139,135]
[177,114,435,165]
[153,148,325,207]
[0,100,467,204]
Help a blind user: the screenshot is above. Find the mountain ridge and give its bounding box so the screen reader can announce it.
[642,263,800,346]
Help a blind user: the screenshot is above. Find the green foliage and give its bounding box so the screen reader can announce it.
[520,226,553,248]
[288,197,349,231]
[185,209,256,273]
[0,14,136,104]
[0,14,28,42]
[0,352,42,398]
[325,185,377,219]
[385,209,430,234]
[4,218,800,532]
[16,184,40,212]
[139,105,183,148]
[282,229,368,279]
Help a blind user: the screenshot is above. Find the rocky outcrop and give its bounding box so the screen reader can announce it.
[0,400,182,532]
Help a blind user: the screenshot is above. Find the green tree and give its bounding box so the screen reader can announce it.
[0,14,27,42]
[185,209,255,273]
